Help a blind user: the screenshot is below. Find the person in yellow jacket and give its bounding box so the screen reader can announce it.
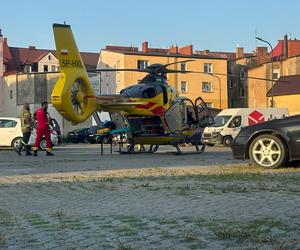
[16,103,33,156]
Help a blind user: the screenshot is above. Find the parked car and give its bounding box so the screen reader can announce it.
[202,108,288,146]
[50,118,62,143]
[231,115,300,168]
[0,117,58,150]
[87,125,101,144]
[66,128,89,143]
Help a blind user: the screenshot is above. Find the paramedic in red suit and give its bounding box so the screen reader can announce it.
[33,102,54,156]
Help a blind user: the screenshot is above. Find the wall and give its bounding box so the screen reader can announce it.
[228,56,257,108]
[1,75,18,116]
[273,94,300,115]
[97,50,124,94]
[248,64,269,108]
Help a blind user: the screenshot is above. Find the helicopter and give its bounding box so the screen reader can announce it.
[51,23,215,154]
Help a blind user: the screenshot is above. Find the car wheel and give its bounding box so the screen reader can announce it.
[11,137,23,150]
[223,136,233,146]
[249,134,287,169]
[40,139,47,151]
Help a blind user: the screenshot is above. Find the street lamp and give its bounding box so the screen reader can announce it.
[255,36,274,107]
[209,73,222,109]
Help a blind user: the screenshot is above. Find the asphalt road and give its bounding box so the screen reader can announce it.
[0,144,243,176]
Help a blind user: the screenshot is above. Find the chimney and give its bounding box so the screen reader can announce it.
[236,47,244,59]
[168,45,179,54]
[0,29,2,38]
[256,46,269,64]
[29,46,36,50]
[142,41,149,53]
[283,34,288,58]
[179,45,193,55]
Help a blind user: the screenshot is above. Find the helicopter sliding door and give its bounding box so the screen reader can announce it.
[194,97,215,128]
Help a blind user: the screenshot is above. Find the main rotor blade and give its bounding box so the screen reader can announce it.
[182,70,282,83]
[87,68,148,73]
[164,59,195,68]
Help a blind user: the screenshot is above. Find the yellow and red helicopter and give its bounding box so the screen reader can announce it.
[51,23,215,154]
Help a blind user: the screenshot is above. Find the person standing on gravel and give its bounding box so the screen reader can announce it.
[16,103,33,156]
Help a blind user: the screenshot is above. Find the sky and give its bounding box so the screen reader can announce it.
[1,0,300,53]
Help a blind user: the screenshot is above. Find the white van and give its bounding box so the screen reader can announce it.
[201,108,289,146]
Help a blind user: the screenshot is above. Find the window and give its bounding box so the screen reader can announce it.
[48,55,51,60]
[51,65,56,72]
[24,65,31,73]
[230,99,234,107]
[240,70,246,80]
[205,102,213,108]
[181,81,187,93]
[10,90,13,99]
[0,119,17,128]
[137,60,149,69]
[240,87,245,98]
[273,69,280,80]
[229,79,233,88]
[228,116,242,128]
[3,64,6,72]
[44,65,48,72]
[180,63,186,71]
[202,81,212,92]
[204,63,212,73]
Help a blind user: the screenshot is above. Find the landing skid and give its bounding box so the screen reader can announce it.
[118,144,159,154]
[173,144,205,155]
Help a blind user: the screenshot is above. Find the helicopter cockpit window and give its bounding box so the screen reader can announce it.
[120,84,162,98]
[143,88,156,98]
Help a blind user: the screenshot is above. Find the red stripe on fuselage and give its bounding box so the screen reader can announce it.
[135,102,156,109]
[151,106,165,115]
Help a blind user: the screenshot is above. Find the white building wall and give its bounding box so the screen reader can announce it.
[37,52,59,72]
[1,75,18,117]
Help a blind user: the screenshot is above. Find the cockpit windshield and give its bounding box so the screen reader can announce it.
[211,115,232,127]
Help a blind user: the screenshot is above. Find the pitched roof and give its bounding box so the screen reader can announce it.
[195,51,254,60]
[9,47,54,70]
[79,52,99,69]
[267,75,300,96]
[3,42,99,74]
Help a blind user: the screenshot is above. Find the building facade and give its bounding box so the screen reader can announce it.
[248,35,300,113]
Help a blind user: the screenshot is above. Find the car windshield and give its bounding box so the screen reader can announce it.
[211,115,232,127]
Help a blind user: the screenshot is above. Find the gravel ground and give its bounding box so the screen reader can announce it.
[0,145,299,249]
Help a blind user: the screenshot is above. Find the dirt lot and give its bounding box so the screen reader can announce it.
[0,145,299,249]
